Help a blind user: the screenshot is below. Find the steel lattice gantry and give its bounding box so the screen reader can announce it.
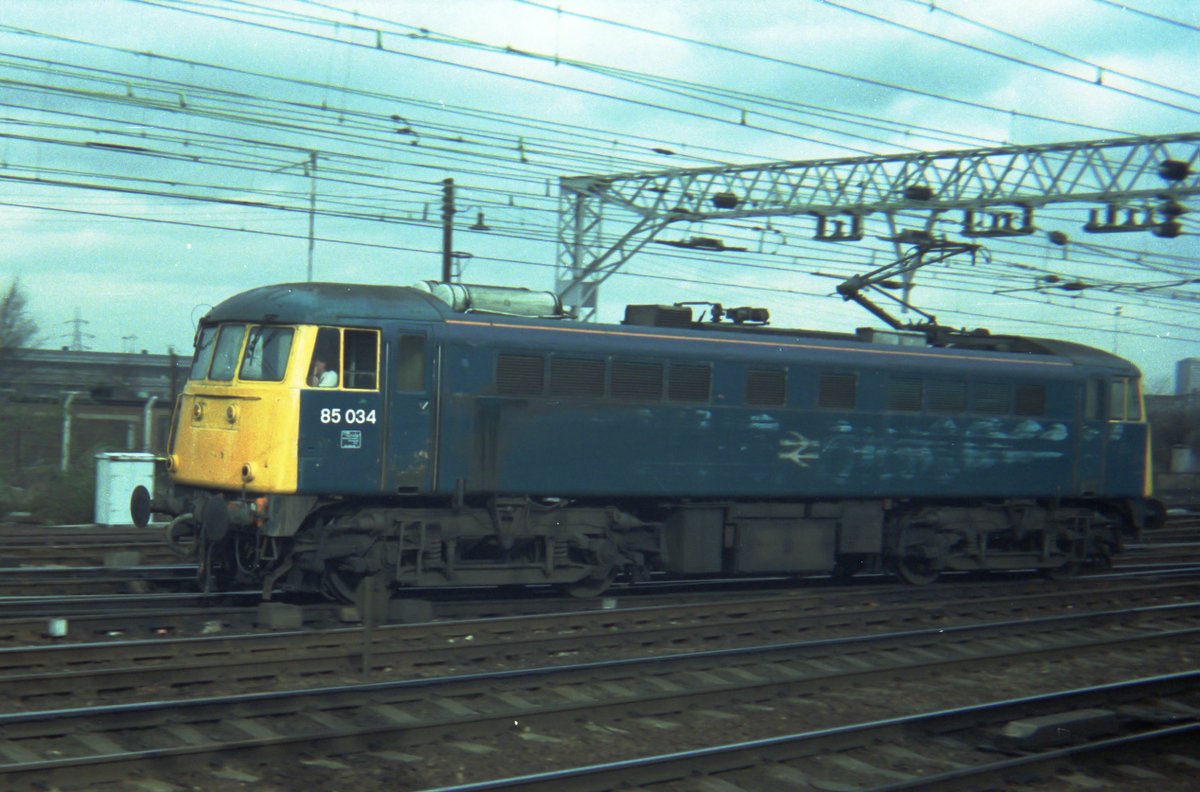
[555,131,1200,320]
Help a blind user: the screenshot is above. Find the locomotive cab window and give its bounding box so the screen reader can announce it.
[189,325,218,380]
[1109,377,1142,422]
[308,327,380,390]
[239,326,294,382]
[208,324,248,382]
[309,328,341,388]
[343,329,379,390]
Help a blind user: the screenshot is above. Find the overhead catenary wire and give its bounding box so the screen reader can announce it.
[1090,0,1200,34]
[0,0,1195,358]
[818,0,1200,115]
[895,0,1200,106]
[4,195,1196,347]
[509,0,1151,139]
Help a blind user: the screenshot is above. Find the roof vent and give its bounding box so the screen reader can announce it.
[856,328,927,347]
[623,304,693,328]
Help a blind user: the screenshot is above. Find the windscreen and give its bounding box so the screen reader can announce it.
[188,325,218,380]
[239,326,294,382]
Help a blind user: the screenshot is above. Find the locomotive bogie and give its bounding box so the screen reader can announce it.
[258,501,659,597]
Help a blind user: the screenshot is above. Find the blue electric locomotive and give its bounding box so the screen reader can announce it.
[136,281,1162,600]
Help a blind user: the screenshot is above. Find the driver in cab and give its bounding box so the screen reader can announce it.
[309,353,338,387]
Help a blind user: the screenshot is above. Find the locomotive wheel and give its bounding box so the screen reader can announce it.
[322,569,361,604]
[1042,557,1079,581]
[895,554,939,586]
[198,538,237,593]
[559,567,615,598]
[893,528,940,586]
[164,514,198,559]
[1041,526,1082,581]
[830,556,865,583]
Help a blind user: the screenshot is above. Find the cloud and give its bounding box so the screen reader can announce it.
[0,0,1196,390]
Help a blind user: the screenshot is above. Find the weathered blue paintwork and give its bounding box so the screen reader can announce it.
[434,318,1136,500]
[297,389,385,494]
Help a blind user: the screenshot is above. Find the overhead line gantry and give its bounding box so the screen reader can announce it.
[555,131,1200,323]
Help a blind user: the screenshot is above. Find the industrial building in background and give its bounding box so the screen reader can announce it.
[0,348,187,474]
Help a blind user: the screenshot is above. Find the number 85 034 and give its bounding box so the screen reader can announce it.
[319,408,377,425]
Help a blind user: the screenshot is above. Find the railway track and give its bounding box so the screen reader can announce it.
[0,516,1194,602]
[0,580,1185,710]
[0,592,293,645]
[1,595,1197,789]
[0,525,180,567]
[0,564,199,596]
[0,510,1193,790]
[442,671,1200,791]
[1,566,1196,646]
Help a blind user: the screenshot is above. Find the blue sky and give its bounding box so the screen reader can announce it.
[1,0,1197,389]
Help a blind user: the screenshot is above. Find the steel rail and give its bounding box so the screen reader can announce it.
[0,569,1195,650]
[0,600,1198,787]
[2,582,1198,710]
[0,564,199,596]
[421,671,1200,791]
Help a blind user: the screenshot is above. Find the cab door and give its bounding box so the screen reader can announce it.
[1104,376,1150,497]
[1074,376,1107,495]
[298,327,384,494]
[386,331,435,494]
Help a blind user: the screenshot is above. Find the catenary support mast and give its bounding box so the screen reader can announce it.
[556,132,1200,320]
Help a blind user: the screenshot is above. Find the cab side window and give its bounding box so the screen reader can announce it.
[307,327,380,390]
[344,330,379,390]
[1085,378,1105,420]
[395,334,425,392]
[309,328,341,388]
[1108,377,1142,422]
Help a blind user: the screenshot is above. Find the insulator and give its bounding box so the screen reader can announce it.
[711,191,740,209]
[726,306,770,324]
[1159,200,1186,218]
[1154,221,1183,239]
[904,185,934,201]
[1159,159,1191,182]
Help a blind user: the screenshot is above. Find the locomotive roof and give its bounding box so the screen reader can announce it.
[204,282,451,325]
[937,334,1138,373]
[203,282,1140,376]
